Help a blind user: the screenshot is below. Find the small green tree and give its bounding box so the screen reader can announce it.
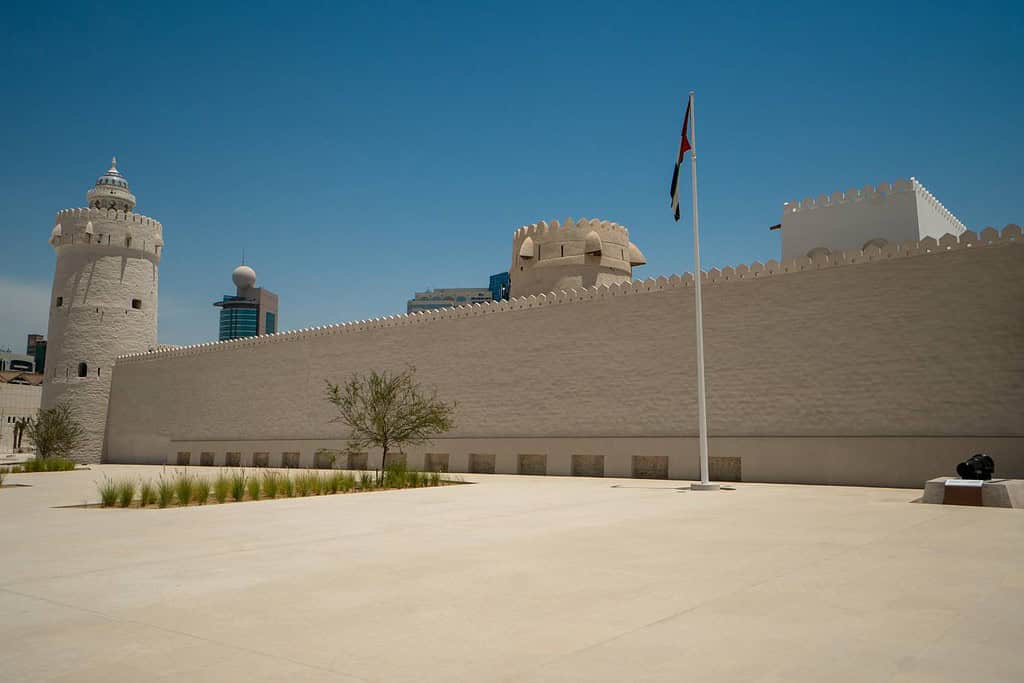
[325,368,455,484]
[27,401,84,460]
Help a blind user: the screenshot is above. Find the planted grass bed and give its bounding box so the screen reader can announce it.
[94,464,458,509]
[2,457,77,474]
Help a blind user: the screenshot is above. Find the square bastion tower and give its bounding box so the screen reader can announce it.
[41,159,163,463]
[778,178,966,260]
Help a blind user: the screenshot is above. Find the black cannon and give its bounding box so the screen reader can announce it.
[956,453,995,481]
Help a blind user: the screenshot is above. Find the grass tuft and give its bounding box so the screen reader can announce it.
[213,472,230,503]
[282,473,295,497]
[117,478,136,507]
[97,476,119,507]
[174,472,194,506]
[140,480,156,506]
[246,472,261,500]
[262,472,279,499]
[429,470,441,487]
[0,467,6,486]
[230,471,247,502]
[156,476,175,508]
[383,461,409,488]
[193,476,211,505]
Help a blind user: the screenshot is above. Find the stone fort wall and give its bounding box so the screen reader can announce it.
[105,226,1024,487]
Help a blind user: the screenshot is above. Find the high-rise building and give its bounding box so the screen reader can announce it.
[26,334,44,355]
[406,287,493,314]
[41,157,163,462]
[489,272,510,302]
[33,340,46,375]
[213,265,278,340]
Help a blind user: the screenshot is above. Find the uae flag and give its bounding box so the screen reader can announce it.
[669,96,693,221]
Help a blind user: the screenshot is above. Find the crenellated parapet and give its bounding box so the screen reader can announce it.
[510,217,646,298]
[116,225,1020,365]
[783,178,914,214]
[50,207,163,260]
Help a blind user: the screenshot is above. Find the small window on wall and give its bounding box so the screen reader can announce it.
[56,297,63,307]
[131,299,142,310]
[125,236,132,248]
[77,362,88,377]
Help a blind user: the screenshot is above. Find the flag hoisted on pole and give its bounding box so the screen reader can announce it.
[670,90,717,490]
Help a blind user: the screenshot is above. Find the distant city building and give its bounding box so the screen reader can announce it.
[213,265,279,341]
[26,334,44,355]
[0,351,36,374]
[33,340,46,375]
[406,287,493,314]
[489,272,510,301]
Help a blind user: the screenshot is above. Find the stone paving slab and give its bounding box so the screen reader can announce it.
[0,465,1021,682]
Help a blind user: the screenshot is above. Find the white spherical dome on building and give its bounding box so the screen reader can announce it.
[232,265,257,289]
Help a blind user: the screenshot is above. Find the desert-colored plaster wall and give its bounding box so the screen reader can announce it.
[106,230,1024,486]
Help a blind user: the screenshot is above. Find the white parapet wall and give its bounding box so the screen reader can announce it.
[106,226,1023,487]
[780,178,967,261]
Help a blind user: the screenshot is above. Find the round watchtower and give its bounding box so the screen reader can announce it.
[41,159,163,463]
[509,217,646,298]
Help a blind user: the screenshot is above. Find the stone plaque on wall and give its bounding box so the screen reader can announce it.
[572,454,605,477]
[469,453,496,474]
[633,455,669,479]
[518,454,547,476]
[314,449,338,469]
[425,453,450,472]
[709,456,742,482]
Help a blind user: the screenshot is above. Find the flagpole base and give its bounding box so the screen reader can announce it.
[690,482,721,491]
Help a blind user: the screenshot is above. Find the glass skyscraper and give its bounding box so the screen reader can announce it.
[489,272,510,302]
[213,265,279,341]
[217,296,260,340]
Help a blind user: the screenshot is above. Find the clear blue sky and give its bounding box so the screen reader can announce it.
[1,0,1021,350]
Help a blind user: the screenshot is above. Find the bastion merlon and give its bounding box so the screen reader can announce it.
[778,177,967,261]
[42,158,162,463]
[509,217,646,298]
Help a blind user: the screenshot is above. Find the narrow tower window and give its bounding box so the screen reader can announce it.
[55,296,63,307]
[131,298,142,310]
[125,236,132,248]
[77,362,88,378]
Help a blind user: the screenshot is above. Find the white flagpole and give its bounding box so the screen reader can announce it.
[688,90,716,490]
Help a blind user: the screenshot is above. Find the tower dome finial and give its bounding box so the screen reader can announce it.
[87,157,135,211]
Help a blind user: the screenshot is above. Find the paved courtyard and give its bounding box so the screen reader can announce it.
[1,465,1021,682]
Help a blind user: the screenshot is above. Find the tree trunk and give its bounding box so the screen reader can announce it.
[380,444,388,485]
